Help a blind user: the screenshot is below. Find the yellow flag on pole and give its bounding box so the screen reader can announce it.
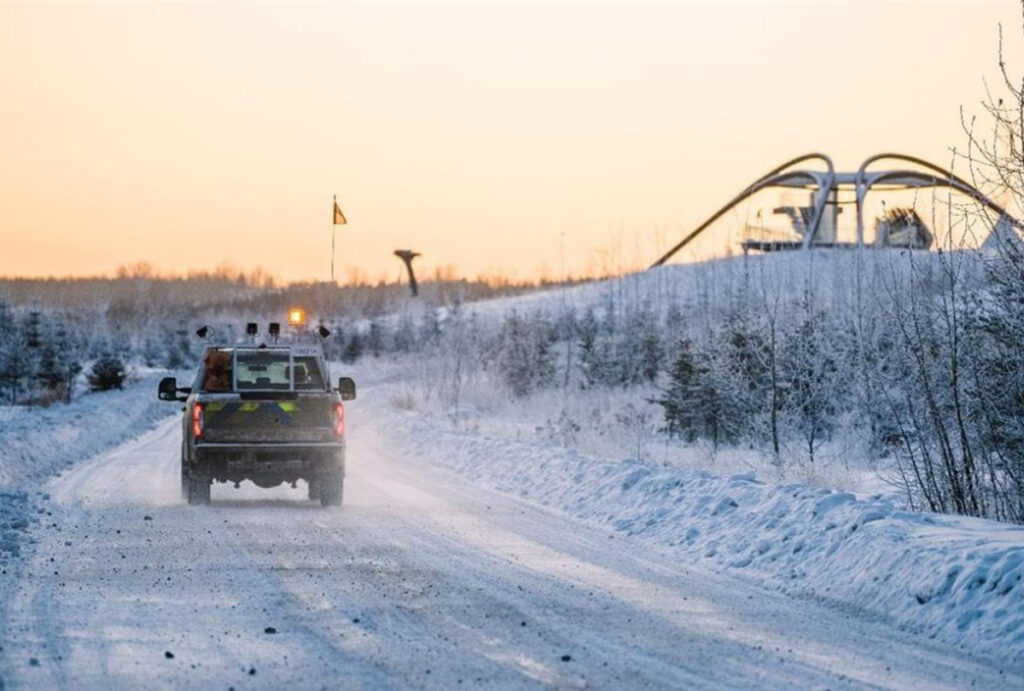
[333,199,347,225]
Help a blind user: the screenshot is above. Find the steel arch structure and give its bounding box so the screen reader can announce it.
[650,152,1017,269]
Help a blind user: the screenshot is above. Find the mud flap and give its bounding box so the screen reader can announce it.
[187,466,212,505]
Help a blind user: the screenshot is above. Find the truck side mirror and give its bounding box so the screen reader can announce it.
[337,377,357,401]
[158,377,178,401]
[159,377,190,402]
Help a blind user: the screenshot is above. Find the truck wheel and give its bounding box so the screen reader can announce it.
[180,442,189,500]
[319,473,344,507]
[307,479,321,501]
[187,467,211,506]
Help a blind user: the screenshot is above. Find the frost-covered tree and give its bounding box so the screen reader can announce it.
[780,303,839,465]
[164,327,192,370]
[140,330,167,368]
[0,321,32,404]
[656,335,704,442]
[392,313,418,353]
[36,319,82,404]
[342,332,364,364]
[970,263,1024,521]
[435,309,480,415]
[327,326,347,361]
[639,316,663,384]
[718,313,771,446]
[366,320,384,358]
[419,306,442,347]
[577,308,603,389]
[616,305,661,386]
[496,311,553,398]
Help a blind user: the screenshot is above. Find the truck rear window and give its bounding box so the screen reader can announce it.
[235,351,291,391]
[293,356,326,390]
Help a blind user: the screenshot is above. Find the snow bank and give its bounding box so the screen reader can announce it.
[0,373,176,489]
[371,397,1024,666]
[0,490,41,560]
[0,374,177,562]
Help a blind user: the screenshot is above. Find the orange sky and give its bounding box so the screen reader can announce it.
[0,0,1018,283]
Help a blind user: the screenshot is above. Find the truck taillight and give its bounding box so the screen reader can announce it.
[192,403,204,438]
[332,402,345,437]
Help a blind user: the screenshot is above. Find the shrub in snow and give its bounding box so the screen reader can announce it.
[88,355,127,391]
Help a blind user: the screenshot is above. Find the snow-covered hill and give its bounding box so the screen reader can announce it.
[450,248,982,323]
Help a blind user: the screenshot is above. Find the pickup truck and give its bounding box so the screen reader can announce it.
[158,342,356,506]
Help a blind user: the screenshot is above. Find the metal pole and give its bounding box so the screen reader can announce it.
[331,194,336,284]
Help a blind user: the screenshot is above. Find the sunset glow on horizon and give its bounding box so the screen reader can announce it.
[0,0,1018,284]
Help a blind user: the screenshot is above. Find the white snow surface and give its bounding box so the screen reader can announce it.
[2,254,1024,685]
[366,382,1024,667]
[444,250,954,322]
[0,382,1021,688]
[0,374,178,564]
[0,373,173,489]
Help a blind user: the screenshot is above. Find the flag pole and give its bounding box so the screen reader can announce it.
[331,194,336,284]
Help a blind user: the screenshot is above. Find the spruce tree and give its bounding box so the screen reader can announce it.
[498,311,534,397]
[639,315,663,384]
[657,335,700,441]
[577,308,602,389]
[367,320,384,358]
[0,320,30,405]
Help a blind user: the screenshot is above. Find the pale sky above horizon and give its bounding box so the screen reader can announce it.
[0,0,1019,283]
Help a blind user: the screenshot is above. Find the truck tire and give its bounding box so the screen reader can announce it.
[187,466,211,506]
[307,478,321,501]
[180,442,189,500]
[319,472,343,507]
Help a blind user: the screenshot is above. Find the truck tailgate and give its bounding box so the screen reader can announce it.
[200,395,339,444]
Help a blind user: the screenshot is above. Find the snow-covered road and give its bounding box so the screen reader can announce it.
[1,399,1019,689]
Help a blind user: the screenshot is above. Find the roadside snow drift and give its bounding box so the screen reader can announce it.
[0,374,175,562]
[0,374,173,489]
[369,393,1024,666]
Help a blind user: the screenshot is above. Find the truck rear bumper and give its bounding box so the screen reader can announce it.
[195,442,345,451]
[192,443,345,486]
